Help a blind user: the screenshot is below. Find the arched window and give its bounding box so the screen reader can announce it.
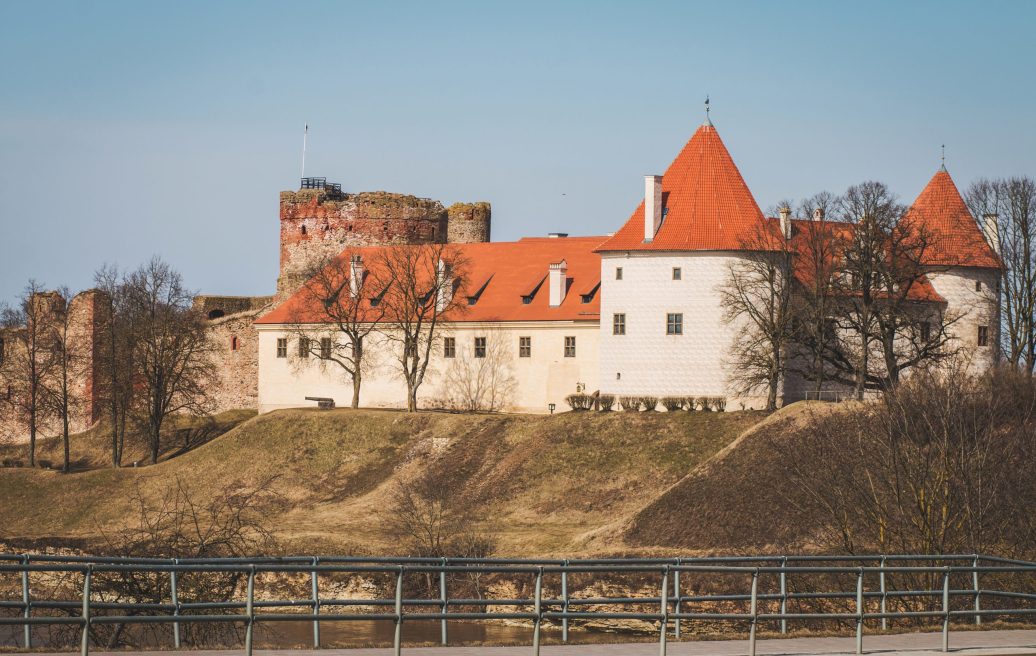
[231,336,239,351]
[301,224,307,236]
[207,309,225,320]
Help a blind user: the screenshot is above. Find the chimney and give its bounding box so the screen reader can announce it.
[779,206,792,239]
[813,207,825,222]
[644,175,663,242]
[982,213,1000,254]
[349,255,364,298]
[436,258,453,312]
[549,259,568,307]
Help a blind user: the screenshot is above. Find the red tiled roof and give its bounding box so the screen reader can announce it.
[256,237,606,325]
[905,169,1001,269]
[784,218,945,304]
[596,123,767,252]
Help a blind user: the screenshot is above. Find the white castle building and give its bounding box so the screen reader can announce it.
[254,120,1002,413]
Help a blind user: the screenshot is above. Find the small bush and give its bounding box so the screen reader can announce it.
[564,393,593,411]
[619,396,640,411]
[661,396,684,412]
[598,394,615,411]
[641,396,659,411]
[697,396,713,411]
[684,396,697,411]
[715,397,727,411]
[38,459,53,469]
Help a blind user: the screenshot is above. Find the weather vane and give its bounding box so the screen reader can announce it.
[705,95,712,126]
[941,144,946,171]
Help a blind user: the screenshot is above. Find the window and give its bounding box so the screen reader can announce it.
[320,337,332,359]
[564,336,576,357]
[666,313,683,335]
[519,336,531,357]
[672,267,682,280]
[615,267,623,280]
[474,336,487,358]
[975,280,982,292]
[300,224,307,236]
[443,337,456,358]
[276,338,287,358]
[613,313,626,335]
[230,336,238,351]
[919,322,931,341]
[978,326,989,347]
[299,337,310,358]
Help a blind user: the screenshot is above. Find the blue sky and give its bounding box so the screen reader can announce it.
[1,0,1034,302]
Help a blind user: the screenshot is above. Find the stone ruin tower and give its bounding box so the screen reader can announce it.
[277,177,491,297]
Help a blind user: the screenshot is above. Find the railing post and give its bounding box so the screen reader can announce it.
[532,567,543,656]
[561,560,569,643]
[80,566,92,656]
[659,566,669,656]
[972,555,981,626]
[942,567,950,653]
[749,569,759,656]
[311,557,321,648]
[171,559,181,649]
[879,556,888,631]
[245,565,255,656]
[440,557,448,646]
[394,566,404,656]
[780,556,788,634]
[674,558,682,640]
[21,555,31,649]
[856,567,864,655]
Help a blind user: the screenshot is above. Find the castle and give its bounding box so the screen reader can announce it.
[254,120,1001,413]
[0,118,1003,441]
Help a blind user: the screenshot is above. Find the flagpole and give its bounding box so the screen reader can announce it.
[301,123,308,181]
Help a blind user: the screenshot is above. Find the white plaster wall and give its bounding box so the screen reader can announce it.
[597,251,764,407]
[927,267,1001,373]
[257,322,599,414]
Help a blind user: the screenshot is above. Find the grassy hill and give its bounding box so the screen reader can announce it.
[0,407,769,556]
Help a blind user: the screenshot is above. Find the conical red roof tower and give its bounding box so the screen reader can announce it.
[597,123,766,252]
[906,168,1000,269]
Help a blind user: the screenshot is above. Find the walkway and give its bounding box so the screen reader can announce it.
[25,629,1036,656]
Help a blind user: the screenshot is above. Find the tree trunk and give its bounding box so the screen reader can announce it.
[62,405,70,473]
[351,370,361,409]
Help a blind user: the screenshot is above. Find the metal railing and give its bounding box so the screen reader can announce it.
[2,553,1035,656]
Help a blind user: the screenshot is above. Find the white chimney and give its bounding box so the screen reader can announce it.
[349,255,364,298]
[644,175,663,242]
[436,258,452,312]
[813,207,825,222]
[982,213,1000,255]
[549,259,568,307]
[779,206,792,240]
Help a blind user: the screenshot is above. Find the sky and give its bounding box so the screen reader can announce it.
[1,0,1034,303]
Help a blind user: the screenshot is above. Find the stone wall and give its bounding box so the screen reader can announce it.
[446,202,492,244]
[277,189,451,297]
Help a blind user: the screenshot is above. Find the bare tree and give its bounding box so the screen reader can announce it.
[376,243,467,411]
[816,182,961,394]
[125,258,215,464]
[285,251,384,408]
[94,265,135,467]
[786,193,844,393]
[0,281,59,466]
[720,217,794,410]
[966,177,1036,369]
[436,331,517,412]
[39,288,87,473]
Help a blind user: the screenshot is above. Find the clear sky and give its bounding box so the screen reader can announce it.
[1,0,1034,303]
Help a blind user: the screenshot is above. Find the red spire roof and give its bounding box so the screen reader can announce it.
[596,124,767,252]
[907,168,1001,269]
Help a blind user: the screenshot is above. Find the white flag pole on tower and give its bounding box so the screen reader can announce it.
[301,123,308,181]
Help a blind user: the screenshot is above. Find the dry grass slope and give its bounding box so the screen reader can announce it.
[0,408,765,556]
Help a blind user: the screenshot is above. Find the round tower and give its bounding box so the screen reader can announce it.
[446,202,492,244]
